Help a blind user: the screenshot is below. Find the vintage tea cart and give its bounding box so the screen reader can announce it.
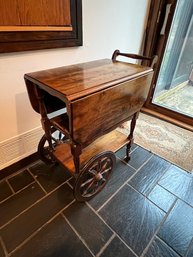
[24,50,156,202]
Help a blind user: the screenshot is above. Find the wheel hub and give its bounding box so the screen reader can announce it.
[95,173,103,181]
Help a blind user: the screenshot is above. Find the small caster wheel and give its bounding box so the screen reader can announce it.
[73,151,116,202]
[38,130,66,164]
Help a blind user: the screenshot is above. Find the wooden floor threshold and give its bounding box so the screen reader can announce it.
[142,107,193,132]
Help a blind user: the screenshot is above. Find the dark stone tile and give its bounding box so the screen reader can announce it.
[8,170,34,192]
[89,158,135,210]
[63,202,113,255]
[186,241,193,257]
[144,237,180,257]
[148,185,176,212]
[115,144,138,159]
[99,184,165,256]
[127,146,152,170]
[0,180,12,202]
[29,161,71,192]
[100,236,136,257]
[129,155,170,196]
[10,215,93,257]
[0,182,45,227]
[68,177,76,188]
[1,184,74,253]
[158,165,193,207]
[0,243,5,257]
[158,200,193,256]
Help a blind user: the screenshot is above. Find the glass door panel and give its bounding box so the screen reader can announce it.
[152,0,193,117]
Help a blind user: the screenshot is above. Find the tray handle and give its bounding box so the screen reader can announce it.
[112,49,158,68]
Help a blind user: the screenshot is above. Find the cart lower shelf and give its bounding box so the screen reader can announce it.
[53,129,129,173]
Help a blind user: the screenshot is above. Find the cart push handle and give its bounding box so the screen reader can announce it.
[112,49,158,68]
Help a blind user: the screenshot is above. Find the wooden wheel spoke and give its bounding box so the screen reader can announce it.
[82,180,97,196]
[95,157,107,173]
[88,169,97,176]
[101,158,111,171]
[101,167,111,176]
[80,177,95,188]
[95,160,102,172]
[100,178,106,184]
[89,162,99,172]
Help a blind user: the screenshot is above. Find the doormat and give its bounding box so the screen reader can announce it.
[118,113,193,173]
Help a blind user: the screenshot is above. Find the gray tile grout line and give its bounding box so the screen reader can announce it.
[158,183,193,210]
[126,182,193,256]
[117,150,154,170]
[61,213,95,257]
[27,168,48,195]
[117,157,138,170]
[1,166,30,182]
[0,147,147,257]
[86,155,175,257]
[155,235,183,257]
[116,144,138,157]
[86,202,139,257]
[67,181,73,189]
[0,178,72,230]
[0,162,64,204]
[0,236,8,257]
[0,168,43,204]
[0,145,144,207]
[5,179,15,194]
[125,183,171,214]
[96,233,116,257]
[127,181,178,215]
[0,181,36,205]
[139,198,179,257]
[185,235,193,257]
[144,163,173,198]
[125,162,173,200]
[117,146,153,169]
[96,154,154,212]
[124,183,181,256]
[7,199,76,256]
[1,148,190,256]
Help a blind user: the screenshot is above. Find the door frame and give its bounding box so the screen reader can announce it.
[142,0,193,129]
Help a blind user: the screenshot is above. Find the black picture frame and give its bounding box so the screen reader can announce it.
[0,0,82,53]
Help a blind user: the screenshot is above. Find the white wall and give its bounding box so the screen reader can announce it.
[0,0,150,167]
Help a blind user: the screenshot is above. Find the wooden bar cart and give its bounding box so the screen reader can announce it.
[24,50,156,202]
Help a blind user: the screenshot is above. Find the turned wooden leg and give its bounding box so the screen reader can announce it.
[71,144,81,174]
[124,112,139,162]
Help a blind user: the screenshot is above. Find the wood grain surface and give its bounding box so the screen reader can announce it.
[72,74,153,146]
[53,130,129,172]
[0,0,71,26]
[25,59,153,101]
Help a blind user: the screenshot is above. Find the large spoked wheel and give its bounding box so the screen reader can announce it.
[74,151,116,202]
[38,129,66,165]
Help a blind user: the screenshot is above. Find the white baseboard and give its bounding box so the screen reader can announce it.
[0,127,44,170]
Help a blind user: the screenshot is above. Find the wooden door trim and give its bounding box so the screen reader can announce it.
[142,107,193,132]
[142,0,193,127]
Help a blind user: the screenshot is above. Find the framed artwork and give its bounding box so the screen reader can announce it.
[0,0,82,53]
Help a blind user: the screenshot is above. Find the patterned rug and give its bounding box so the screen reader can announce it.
[118,113,193,173]
[154,83,193,118]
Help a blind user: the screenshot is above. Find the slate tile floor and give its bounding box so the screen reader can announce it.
[0,144,193,257]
